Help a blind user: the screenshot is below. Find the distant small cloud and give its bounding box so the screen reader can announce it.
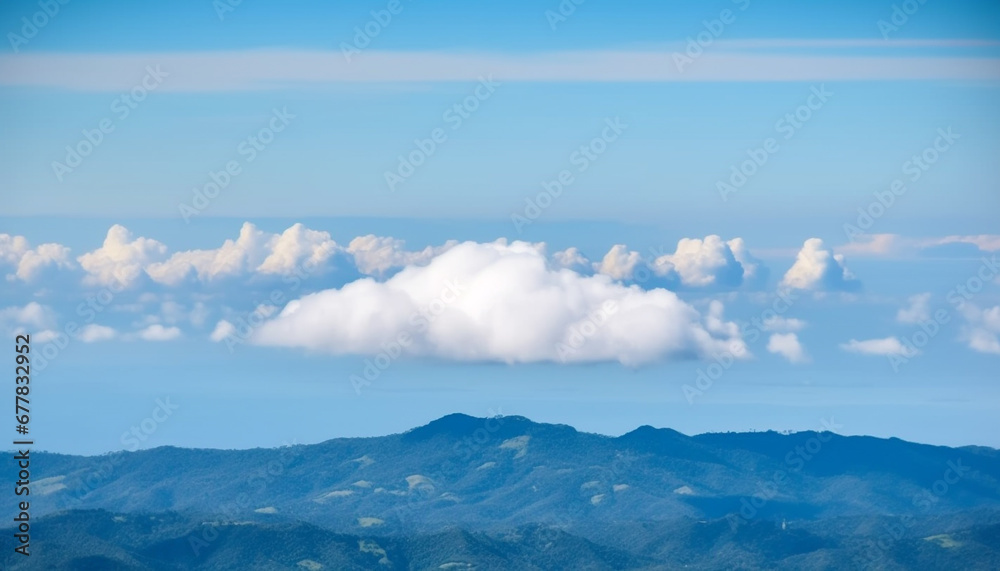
[767,333,808,363]
[959,304,1000,355]
[835,234,1000,259]
[835,234,901,257]
[762,316,806,333]
[930,235,1000,253]
[594,244,643,281]
[347,235,456,276]
[551,247,591,273]
[137,324,182,341]
[0,234,74,282]
[840,337,917,357]
[209,320,236,342]
[33,330,61,343]
[896,293,931,324]
[79,324,117,343]
[0,302,56,333]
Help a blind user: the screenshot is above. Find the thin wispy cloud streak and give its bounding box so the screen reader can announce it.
[2,48,999,91]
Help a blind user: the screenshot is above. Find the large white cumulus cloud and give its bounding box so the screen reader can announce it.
[250,240,747,365]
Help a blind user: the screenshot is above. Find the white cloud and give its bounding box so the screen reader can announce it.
[136,324,182,341]
[346,235,455,276]
[78,324,117,343]
[896,293,932,324]
[837,234,1000,259]
[967,329,1000,354]
[835,233,902,257]
[250,240,747,366]
[0,234,74,281]
[33,330,61,343]
[704,300,739,338]
[762,316,806,332]
[78,225,167,287]
[0,235,27,266]
[258,223,339,275]
[726,237,768,287]
[155,301,210,328]
[931,235,1000,252]
[190,302,209,327]
[551,247,591,273]
[594,245,642,281]
[145,222,339,286]
[145,222,271,285]
[209,320,236,342]
[959,304,1000,355]
[840,337,917,357]
[781,238,861,291]
[0,302,56,332]
[652,235,748,288]
[767,333,808,363]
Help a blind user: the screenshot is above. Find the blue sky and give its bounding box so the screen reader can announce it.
[1,0,999,453]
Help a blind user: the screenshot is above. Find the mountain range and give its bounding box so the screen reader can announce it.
[5,414,1000,569]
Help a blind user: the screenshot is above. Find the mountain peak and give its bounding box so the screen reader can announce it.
[403,413,506,440]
